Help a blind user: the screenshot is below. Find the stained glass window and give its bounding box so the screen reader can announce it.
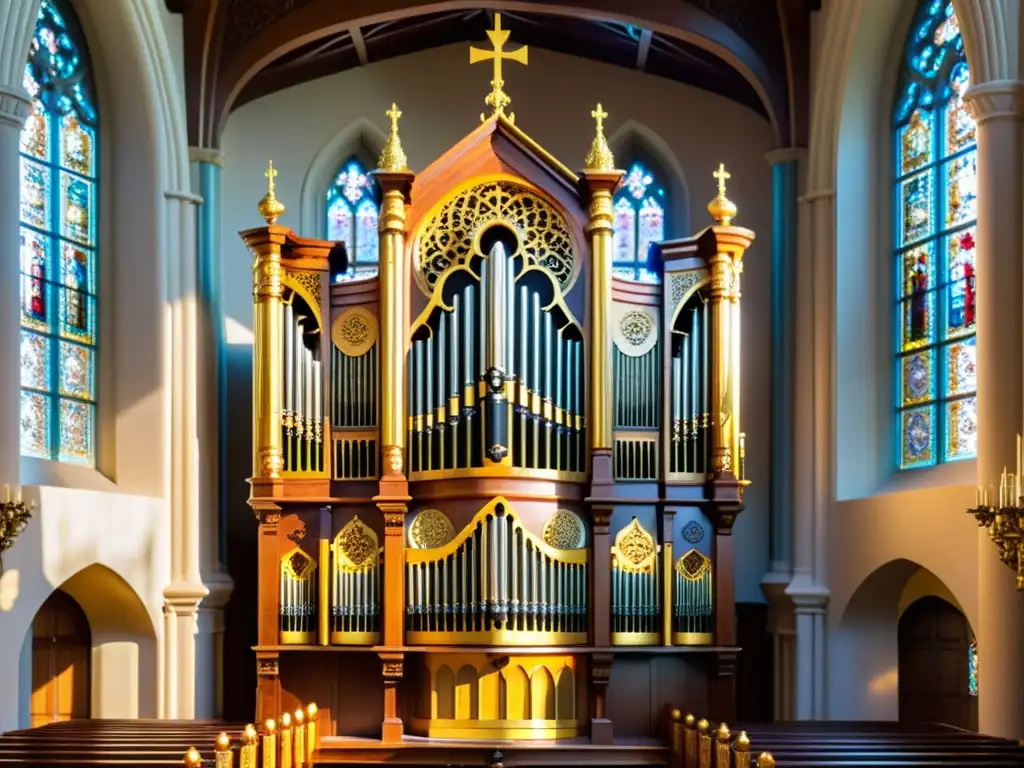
[968,640,978,696]
[19,0,98,466]
[894,1,977,469]
[326,158,379,281]
[612,161,667,283]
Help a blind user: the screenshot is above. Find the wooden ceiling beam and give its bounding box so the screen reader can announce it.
[636,28,653,71]
[350,26,370,66]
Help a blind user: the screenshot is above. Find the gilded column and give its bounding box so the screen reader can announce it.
[371,105,414,743]
[242,164,288,484]
[579,105,624,482]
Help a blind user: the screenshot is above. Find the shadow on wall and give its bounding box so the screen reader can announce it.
[18,563,158,726]
[829,558,973,723]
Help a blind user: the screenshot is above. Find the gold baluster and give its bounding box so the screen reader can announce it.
[733,731,751,768]
[215,733,233,768]
[262,720,277,768]
[240,724,258,768]
[697,719,711,768]
[715,723,731,768]
[683,714,697,768]
[756,754,775,768]
[184,747,203,768]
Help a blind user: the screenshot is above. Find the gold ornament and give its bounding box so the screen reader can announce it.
[612,517,656,571]
[542,510,585,549]
[377,103,409,172]
[331,306,378,357]
[676,548,711,581]
[258,160,285,225]
[707,163,738,225]
[283,548,315,580]
[417,180,574,293]
[469,13,528,123]
[668,270,708,313]
[409,508,456,549]
[335,515,379,570]
[583,103,616,172]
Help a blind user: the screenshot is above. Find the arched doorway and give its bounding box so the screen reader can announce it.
[898,596,977,730]
[30,590,91,726]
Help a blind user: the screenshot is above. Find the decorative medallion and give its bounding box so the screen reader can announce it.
[415,180,575,294]
[335,515,379,569]
[676,548,711,581]
[331,306,378,357]
[283,548,315,580]
[612,517,657,570]
[409,508,456,549]
[542,510,586,550]
[613,305,659,357]
[669,270,708,314]
[681,520,705,545]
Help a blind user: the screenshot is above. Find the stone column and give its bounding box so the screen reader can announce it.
[162,187,211,719]
[964,80,1024,739]
[189,147,234,719]
[787,182,834,721]
[762,147,803,721]
[0,87,29,492]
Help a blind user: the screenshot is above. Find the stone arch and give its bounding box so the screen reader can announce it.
[607,119,691,238]
[19,563,158,726]
[829,558,975,722]
[300,118,389,238]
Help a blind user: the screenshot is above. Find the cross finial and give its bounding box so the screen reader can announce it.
[377,102,409,172]
[386,103,402,132]
[713,163,731,197]
[265,160,278,196]
[258,159,285,225]
[584,103,615,172]
[469,13,529,123]
[591,104,608,132]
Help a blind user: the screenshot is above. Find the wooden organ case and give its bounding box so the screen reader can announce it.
[241,25,754,765]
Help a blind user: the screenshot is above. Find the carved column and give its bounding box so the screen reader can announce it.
[589,508,613,742]
[254,503,283,723]
[965,80,1024,739]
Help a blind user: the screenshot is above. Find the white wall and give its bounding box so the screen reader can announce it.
[219,43,777,603]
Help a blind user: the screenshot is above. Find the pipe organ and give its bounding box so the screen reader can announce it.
[243,24,755,759]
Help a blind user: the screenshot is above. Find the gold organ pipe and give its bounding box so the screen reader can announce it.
[663,540,673,644]
[318,538,329,646]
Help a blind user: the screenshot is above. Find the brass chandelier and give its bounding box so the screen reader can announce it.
[968,435,1024,589]
[0,485,33,572]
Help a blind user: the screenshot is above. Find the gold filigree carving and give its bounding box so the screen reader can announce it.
[382,660,403,678]
[383,445,404,476]
[669,270,707,313]
[282,548,316,581]
[613,305,658,357]
[676,548,711,582]
[257,659,279,677]
[291,271,321,310]
[542,510,586,549]
[611,517,658,572]
[409,508,456,549]
[331,306,378,357]
[253,256,284,300]
[334,515,379,571]
[416,180,574,293]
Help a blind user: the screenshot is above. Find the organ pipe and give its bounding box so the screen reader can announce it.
[279,551,317,644]
[280,300,325,474]
[669,296,711,475]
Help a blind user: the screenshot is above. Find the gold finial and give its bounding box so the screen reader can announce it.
[258,160,285,225]
[584,102,616,171]
[184,747,203,767]
[215,733,231,752]
[377,103,408,172]
[707,162,738,225]
[469,13,528,123]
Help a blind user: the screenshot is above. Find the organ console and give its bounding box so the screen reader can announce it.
[242,14,755,763]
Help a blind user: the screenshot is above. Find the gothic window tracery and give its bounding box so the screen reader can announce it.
[19,0,98,466]
[894,0,977,469]
[326,157,380,281]
[613,160,666,284]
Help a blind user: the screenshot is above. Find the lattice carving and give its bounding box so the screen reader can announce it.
[408,508,456,549]
[676,548,711,581]
[416,180,575,293]
[282,548,316,580]
[542,510,586,549]
[669,270,707,312]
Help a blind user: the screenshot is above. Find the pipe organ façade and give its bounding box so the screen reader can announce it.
[241,17,754,759]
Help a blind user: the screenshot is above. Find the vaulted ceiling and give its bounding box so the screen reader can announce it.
[167,0,817,150]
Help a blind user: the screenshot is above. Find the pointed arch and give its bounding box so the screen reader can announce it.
[607,121,687,284]
[19,0,100,466]
[892,1,977,470]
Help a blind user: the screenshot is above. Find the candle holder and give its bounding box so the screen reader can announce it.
[968,502,1024,589]
[0,485,34,573]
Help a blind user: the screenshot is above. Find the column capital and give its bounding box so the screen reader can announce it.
[0,85,31,130]
[765,147,806,166]
[190,146,224,166]
[963,80,1024,124]
[163,582,210,616]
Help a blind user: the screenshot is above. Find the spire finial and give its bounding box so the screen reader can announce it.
[378,102,409,172]
[584,103,616,172]
[469,13,528,123]
[707,162,738,225]
[258,160,285,225]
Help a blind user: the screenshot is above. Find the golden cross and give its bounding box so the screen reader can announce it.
[713,163,730,197]
[469,13,528,120]
[592,103,608,133]
[386,103,402,132]
[265,160,278,197]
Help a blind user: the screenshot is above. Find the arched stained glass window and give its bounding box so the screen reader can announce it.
[968,639,978,696]
[894,0,977,469]
[613,161,667,283]
[19,0,99,466]
[326,158,379,281]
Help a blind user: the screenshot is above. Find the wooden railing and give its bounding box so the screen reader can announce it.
[667,710,775,768]
[184,702,320,768]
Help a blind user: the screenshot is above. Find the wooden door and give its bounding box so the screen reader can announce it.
[30,590,90,726]
[898,596,977,731]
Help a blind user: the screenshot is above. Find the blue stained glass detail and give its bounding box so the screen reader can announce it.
[18,0,98,466]
[326,157,379,280]
[894,0,976,470]
[969,641,978,696]
[612,160,667,283]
